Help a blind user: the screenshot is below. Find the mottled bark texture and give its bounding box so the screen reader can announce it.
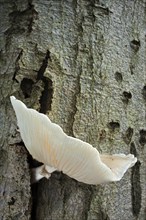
[0,0,146,219]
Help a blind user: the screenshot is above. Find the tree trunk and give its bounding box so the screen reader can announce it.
[0,0,145,219]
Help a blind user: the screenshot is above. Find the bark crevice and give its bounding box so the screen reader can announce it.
[36,50,53,113]
[130,142,142,217]
[12,49,23,82]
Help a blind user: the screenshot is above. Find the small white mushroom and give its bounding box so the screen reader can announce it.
[10,96,137,185]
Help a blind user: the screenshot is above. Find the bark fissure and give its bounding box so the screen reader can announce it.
[36,50,53,114]
[142,85,146,102]
[37,51,51,81]
[31,183,39,220]
[130,142,142,217]
[68,75,81,137]
[84,186,95,220]
[27,154,43,220]
[139,129,146,146]
[39,77,53,114]
[123,127,134,144]
[27,50,53,220]
[12,49,23,82]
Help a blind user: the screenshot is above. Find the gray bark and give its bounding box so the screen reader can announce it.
[0,0,146,220]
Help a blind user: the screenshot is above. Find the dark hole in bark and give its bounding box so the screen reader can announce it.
[139,129,146,146]
[20,78,34,98]
[123,91,132,99]
[8,197,15,206]
[130,142,141,216]
[130,40,140,52]
[142,85,146,101]
[39,78,53,114]
[122,91,132,104]
[115,72,123,82]
[108,121,120,131]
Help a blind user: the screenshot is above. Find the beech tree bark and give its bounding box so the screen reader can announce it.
[0,0,146,220]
